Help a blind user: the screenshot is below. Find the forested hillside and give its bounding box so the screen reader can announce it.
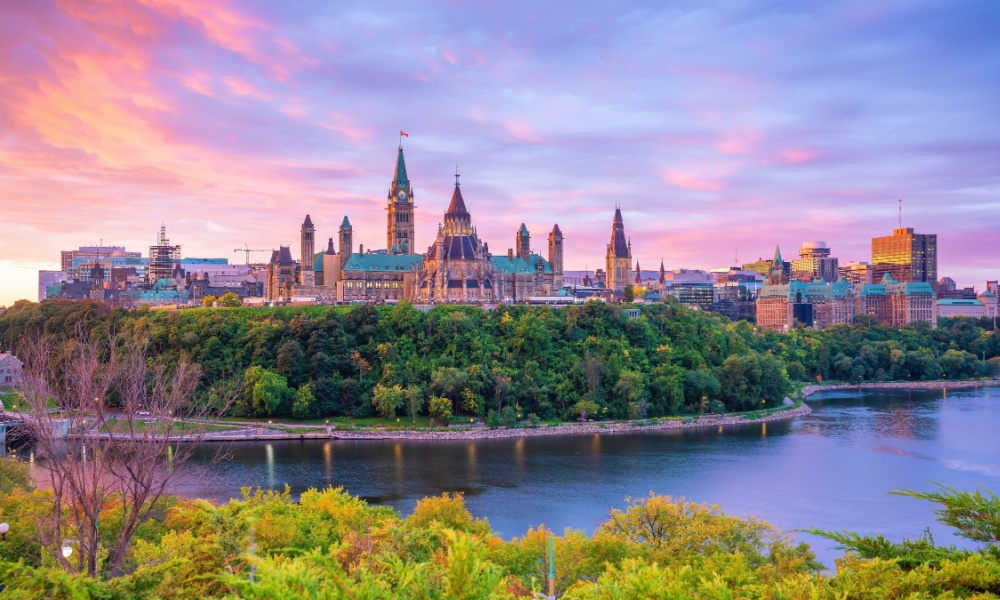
[0,299,995,421]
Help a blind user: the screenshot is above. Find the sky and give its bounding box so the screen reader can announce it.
[1,0,998,305]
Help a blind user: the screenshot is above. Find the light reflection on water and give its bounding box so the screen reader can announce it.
[171,387,1000,568]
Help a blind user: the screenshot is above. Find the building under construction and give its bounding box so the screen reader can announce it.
[148,224,181,283]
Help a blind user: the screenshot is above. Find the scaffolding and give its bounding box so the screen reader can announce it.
[148,224,181,283]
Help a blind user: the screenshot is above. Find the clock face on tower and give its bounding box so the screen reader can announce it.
[397,190,407,202]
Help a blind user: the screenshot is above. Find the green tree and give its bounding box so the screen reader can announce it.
[201,295,216,307]
[623,284,635,304]
[429,396,452,426]
[217,292,241,307]
[571,399,600,421]
[291,383,315,419]
[372,383,404,419]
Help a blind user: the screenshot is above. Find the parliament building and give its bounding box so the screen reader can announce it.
[265,144,565,304]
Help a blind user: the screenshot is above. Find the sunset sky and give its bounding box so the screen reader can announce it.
[1,0,998,305]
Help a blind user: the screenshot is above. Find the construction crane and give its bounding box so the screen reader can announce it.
[234,244,272,264]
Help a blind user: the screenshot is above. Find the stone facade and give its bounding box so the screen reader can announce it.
[605,207,632,293]
[415,171,495,303]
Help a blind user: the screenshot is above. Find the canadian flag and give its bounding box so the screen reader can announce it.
[400,130,409,137]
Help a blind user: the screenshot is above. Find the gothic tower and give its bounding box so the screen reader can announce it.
[548,224,563,290]
[339,216,353,268]
[769,245,788,285]
[605,207,632,292]
[387,145,415,254]
[300,214,315,286]
[516,224,530,260]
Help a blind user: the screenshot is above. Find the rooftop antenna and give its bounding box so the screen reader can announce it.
[898,198,902,229]
[455,163,460,186]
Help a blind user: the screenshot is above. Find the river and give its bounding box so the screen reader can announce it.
[173,386,1000,567]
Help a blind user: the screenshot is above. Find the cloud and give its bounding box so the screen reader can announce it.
[0,0,998,305]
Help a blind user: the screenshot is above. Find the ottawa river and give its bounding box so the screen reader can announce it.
[174,387,1000,567]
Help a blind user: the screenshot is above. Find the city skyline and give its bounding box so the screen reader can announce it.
[2,1,999,306]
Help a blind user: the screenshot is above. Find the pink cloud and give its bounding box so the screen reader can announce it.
[780,149,816,163]
[660,170,726,191]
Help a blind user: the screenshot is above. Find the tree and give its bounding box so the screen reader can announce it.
[291,383,316,419]
[624,284,635,304]
[217,292,241,307]
[571,399,600,421]
[405,384,425,423]
[202,295,216,307]
[243,366,292,416]
[350,349,370,381]
[16,329,233,578]
[372,383,404,419]
[429,396,452,426]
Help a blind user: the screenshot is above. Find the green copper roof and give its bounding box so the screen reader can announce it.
[937,298,982,306]
[492,254,553,275]
[772,245,783,267]
[341,216,351,229]
[313,251,325,272]
[342,253,422,272]
[519,223,529,236]
[394,146,409,187]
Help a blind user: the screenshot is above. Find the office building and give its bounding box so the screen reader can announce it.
[871,227,937,285]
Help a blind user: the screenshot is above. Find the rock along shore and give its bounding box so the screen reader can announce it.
[329,405,814,442]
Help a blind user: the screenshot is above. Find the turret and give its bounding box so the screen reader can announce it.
[339,216,353,268]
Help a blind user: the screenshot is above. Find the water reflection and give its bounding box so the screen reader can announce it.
[170,387,1000,569]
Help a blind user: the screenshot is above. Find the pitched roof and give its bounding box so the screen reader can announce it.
[341,216,352,229]
[303,214,313,227]
[277,246,295,264]
[492,254,553,275]
[446,183,469,220]
[394,146,409,187]
[772,245,783,266]
[342,253,423,272]
[519,223,529,236]
[609,207,629,257]
[551,223,562,236]
[325,238,336,255]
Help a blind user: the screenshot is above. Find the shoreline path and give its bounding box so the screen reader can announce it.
[142,378,1000,443]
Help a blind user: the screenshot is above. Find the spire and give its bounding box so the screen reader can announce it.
[772,245,783,266]
[326,237,335,255]
[519,223,529,236]
[303,214,313,228]
[659,259,666,283]
[341,216,352,230]
[609,207,628,257]
[394,146,409,187]
[551,223,562,236]
[634,261,642,284]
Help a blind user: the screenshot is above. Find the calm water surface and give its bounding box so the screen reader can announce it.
[174,387,1000,567]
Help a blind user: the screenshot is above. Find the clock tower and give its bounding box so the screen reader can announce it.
[387,145,415,254]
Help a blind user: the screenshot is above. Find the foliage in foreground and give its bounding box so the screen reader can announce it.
[1,458,999,599]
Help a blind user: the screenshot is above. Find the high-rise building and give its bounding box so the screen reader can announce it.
[605,207,632,293]
[790,241,839,283]
[386,145,415,254]
[871,227,937,285]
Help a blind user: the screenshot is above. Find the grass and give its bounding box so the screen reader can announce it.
[0,391,57,411]
[100,418,239,435]
[217,415,436,429]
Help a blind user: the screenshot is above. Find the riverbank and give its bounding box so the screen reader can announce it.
[121,402,811,443]
[800,379,1000,398]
